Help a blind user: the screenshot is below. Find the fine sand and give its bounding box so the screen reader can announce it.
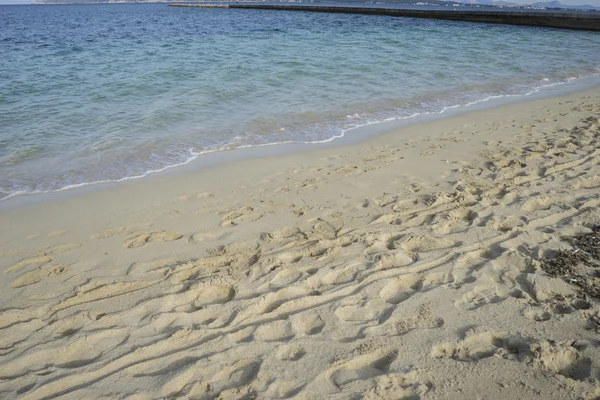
[1,86,600,400]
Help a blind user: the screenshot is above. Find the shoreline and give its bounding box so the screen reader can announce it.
[2,74,599,210]
[1,83,600,399]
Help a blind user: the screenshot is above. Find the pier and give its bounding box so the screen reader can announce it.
[170,3,600,31]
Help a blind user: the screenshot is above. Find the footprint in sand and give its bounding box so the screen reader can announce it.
[364,232,405,254]
[274,185,290,193]
[372,194,396,208]
[53,280,157,312]
[500,191,518,206]
[523,274,578,303]
[256,286,309,314]
[127,257,179,276]
[263,226,305,243]
[545,148,600,176]
[432,331,591,380]
[219,205,262,227]
[376,251,417,270]
[262,267,303,290]
[523,308,552,322]
[0,329,128,379]
[255,320,295,342]
[6,255,52,273]
[335,299,390,323]
[391,198,418,213]
[522,195,555,212]
[48,243,81,254]
[392,303,444,335]
[491,215,525,232]
[530,340,591,380]
[51,313,99,337]
[320,261,364,287]
[0,319,44,351]
[572,174,600,189]
[216,239,260,256]
[188,230,231,244]
[277,250,304,264]
[47,230,67,238]
[265,381,304,399]
[400,235,456,253]
[192,284,235,308]
[380,274,423,305]
[455,287,500,311]
[446,207,477,222]
[365,371,431,399]
[310,220,341,240]
[202,360,260,398]
[321,348,397,390]
[11,264,66,288]
[433,206,477,234]
[402,213,435,228]
[430,331,517,362]
[123,230,183,248]
[295,176,323,189]
[425,191,456,207]
[276,344,306,361]
[0,309,38,329]
[293,312,325,335]
[177,191,213,201]
[336,165,359,175]
[91,226,128,239]
[161,359,260,399]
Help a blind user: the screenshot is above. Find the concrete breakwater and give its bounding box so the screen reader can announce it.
[171,3,229,7]
[170,3,600,31]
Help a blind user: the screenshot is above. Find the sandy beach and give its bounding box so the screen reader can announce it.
[1,86,600,399]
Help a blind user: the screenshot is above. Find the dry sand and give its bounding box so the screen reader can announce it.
[1,86,600,400]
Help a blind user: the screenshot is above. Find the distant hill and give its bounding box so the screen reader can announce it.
[457,0,517,4]
[530,0,600,9]
[348,0,599,8]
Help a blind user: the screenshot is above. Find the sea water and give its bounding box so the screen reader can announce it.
[1,3,599,200]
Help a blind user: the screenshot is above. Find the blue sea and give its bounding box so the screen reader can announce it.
[1,3,599,200]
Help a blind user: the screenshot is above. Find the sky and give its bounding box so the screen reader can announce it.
[0,0,599,6]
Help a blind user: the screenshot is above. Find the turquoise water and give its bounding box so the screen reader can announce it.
[1,3,599,200]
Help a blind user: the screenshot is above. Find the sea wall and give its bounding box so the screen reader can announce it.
[171,3,600,31]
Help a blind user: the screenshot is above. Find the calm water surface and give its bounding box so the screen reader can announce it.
[1,3,599,199]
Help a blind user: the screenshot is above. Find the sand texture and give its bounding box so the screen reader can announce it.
[2,88,600,399]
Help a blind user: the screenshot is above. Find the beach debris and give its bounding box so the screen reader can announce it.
[540,226,600,298]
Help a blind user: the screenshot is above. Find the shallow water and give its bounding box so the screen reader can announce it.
[1,3,599,199]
